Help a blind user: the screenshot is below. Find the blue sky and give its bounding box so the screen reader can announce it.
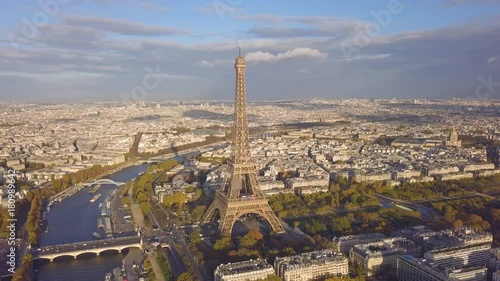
[1,0,500,101]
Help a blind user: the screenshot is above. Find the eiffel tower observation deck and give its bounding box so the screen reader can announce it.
[202,40,285,237]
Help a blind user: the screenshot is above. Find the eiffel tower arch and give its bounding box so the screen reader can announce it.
[203,190,284,237]
[202,41,284,237]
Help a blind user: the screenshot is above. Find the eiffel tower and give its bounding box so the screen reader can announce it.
[202,41,285,237]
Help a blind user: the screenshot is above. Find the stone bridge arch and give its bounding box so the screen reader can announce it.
[51,254,77,262]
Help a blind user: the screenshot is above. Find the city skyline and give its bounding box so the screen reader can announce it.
[1,0,500,101]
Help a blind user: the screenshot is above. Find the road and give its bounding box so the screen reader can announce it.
[123,247,143,281]
[146,251,167,281]
[148,206,187,276]
[375,190,500,219]
[111,188,135,234]
[164,245,187,276]
[154,202,209,281]
[374,194,439,219]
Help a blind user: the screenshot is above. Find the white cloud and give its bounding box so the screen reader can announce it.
[193,60,215,67]
[192,59,232,67]
[349,54,392,61]
[64,15,188,36]
[245,48,327,63]
[0,71,104,83]
[487,56,499,63]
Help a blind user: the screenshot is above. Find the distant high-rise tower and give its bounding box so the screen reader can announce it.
[445,127,461,147]
[202,40,284,237]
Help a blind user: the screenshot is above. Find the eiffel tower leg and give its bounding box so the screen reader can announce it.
[219,210,235,237]
[260,205,285,233]
[202,201,217,223]
[202,198,226,224]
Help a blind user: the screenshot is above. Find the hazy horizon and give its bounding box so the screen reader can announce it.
[1,0,500,101]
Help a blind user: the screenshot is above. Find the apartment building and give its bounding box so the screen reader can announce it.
[333,233,386,255]
[274,250,348,281]
[214,259,275,281]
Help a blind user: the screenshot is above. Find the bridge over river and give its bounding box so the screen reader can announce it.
[82,178,125,187]
[33,235,142,262]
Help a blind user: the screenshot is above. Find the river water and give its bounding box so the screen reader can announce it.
[34,164,149,281]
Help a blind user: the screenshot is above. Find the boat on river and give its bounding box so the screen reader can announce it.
[90,194,101,203]
[89,184,101,194]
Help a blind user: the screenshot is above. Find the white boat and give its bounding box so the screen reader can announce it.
[92,232,102,239]
[90,194,102,203]
[98,203,103,208]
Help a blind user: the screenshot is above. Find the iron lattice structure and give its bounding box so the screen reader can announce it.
[202,44,285,237]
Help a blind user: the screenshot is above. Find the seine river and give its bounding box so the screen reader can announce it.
[33,163,149,281]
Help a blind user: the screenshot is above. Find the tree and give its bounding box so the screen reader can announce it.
[333,216,352,233]
[189,231,202,244]
[214,236,233,251]
[306,220,327,235]
[12,254,33,281]
[239,235,257,248]
[173,192,186,206]
[192,205,206,222]
[247,229,263,241]
[159,159,178,171]
[329,182,341,193]
[283,247,296,256]
[452,219,464,229]
[137,192,148,204]
[194,188,203,201]
[140,202,151,214]
[177,272,194,281]
[162,194,174,207]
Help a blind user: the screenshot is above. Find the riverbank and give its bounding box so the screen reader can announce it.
[35,164,149,281]
[48,158,141,203]
[113,247,143,281]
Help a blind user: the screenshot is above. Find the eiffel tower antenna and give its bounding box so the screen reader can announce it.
[238,38,242,57]
[202,40,285,237]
